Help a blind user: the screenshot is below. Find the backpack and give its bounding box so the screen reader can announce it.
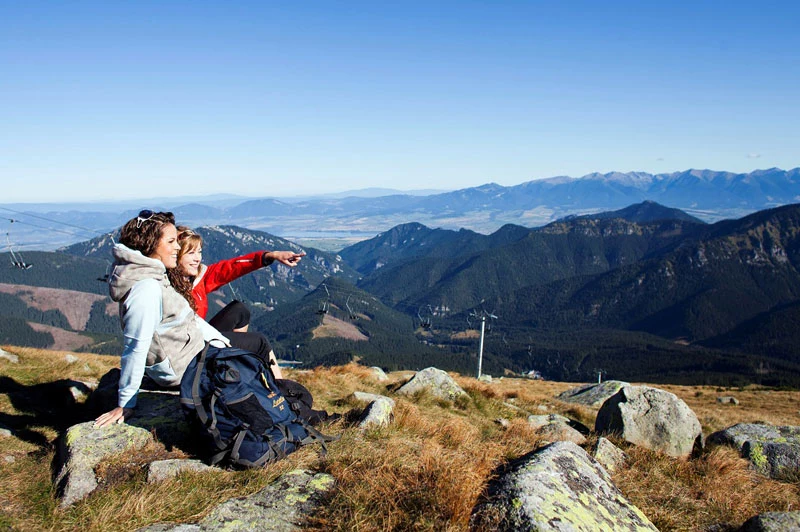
[180,344,336,468]
[275,379,340,426]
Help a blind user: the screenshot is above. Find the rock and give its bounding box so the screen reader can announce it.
[527,414,586,444]
[68,381,95,402]
[358,398,395,430]
[139,469,335,531]
[54,421,153,507]
[537,404,550,411]
[147,459,216,483]
[87,370,191,450]
[537,422,587,445]
[470,441,657,531]
[717,396,740,405]
[369,366,388,381]
[593,437,628,473]
[557,380,629,407]
[0,427,12,438]
[396,367,467,401]
[739,511,800,531]
[708,423,800,481]
[478,374,492,383]
[65,354,79,364]
[595,385,702,458]
[495,418,510,429]
[527,414,572,430]
[126,390,192,450]
[352,391,396,407]
[0,350,19,363]
[4,455,15,463]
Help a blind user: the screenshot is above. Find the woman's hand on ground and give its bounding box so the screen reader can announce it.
[265,251,306,267]
[94,407,134,428]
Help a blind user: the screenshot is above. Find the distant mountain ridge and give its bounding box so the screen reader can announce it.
[4,167,798,250]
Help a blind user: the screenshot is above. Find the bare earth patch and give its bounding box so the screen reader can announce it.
[451,330,480,340]
[0,283,109,330]
[27,322,94,352]
[312,314,368,341]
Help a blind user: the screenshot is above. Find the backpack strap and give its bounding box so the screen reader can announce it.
[185,344,233,454]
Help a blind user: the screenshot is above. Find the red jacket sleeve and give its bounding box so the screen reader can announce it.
[193,251,267,318]
[201,251,266,294]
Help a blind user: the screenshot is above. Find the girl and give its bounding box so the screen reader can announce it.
[167,227,305,379]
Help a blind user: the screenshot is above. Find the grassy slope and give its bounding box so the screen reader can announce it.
[1,345,799,531]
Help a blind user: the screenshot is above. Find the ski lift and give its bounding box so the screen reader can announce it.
[345,295,359,320]
[6,228,32,270]
[316,282,330,315]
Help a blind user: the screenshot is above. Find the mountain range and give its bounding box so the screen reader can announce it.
[3,167,798,250]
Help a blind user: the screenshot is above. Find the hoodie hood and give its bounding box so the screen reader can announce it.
[109,243,168,302]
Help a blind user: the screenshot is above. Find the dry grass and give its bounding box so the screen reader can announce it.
[3,347,800,531]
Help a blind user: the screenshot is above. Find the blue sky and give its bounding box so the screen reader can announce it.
[1,1,798,202]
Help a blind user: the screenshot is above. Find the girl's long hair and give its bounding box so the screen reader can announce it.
[166,226,203,312]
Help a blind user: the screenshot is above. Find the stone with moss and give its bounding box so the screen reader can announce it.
[54,421,153,507]
[470,441,658,531]
[139,469,335,531]
[708,423,800,481]
[593,437,628,473]
[557,381,629,407]
[397,367,467,402]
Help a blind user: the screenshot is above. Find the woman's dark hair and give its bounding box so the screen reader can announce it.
[119,211,176,257]
[166,226,202,312]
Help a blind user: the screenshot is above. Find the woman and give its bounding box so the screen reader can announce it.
[167,227,305,379]
[94,211,230,428]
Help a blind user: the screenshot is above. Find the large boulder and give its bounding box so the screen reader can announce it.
[470,441,657,531]
[708,423,800,481]
[396,367,467,401]
[739,511,800,531]
[138,469,335,531]
[557,380,629,407]
[54,421,153,507]
[595,385,702,458]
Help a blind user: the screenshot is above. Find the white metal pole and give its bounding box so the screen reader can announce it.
[477,316,486,379]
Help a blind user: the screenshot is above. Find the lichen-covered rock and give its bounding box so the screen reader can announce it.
[717,396,740,405]
[708,423,800,481]
[54,421,153,507]
[358,398,395,429]
[139,469,335,531]
[126,390,191,450]
[86,369,191,450]
[479,374,493,383]
[147,459,217,483]
[739,511,800,531]
[65,354,79,364]
[595,385,702,458]
[557,380,629,407]
[470,441,657,531]
[369,366,388,381]
[593,437,628,473]
[396,367,466,401]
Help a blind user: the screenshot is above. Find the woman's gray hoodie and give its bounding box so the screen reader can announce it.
[109,243,220,408]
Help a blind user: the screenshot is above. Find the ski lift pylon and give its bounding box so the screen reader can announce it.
[6,225,33,270]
